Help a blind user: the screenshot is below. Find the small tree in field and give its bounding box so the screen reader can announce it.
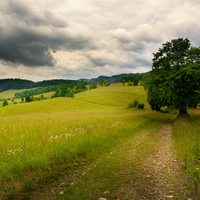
[25,96,34,102]
[3,100,8,106]
[121,79,126,86]
[99,79,110,87]
[144,38,200,115]
[137,103,144,109]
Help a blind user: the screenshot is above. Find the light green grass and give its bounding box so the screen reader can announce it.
[0,88,39,99]
[0,89,26,99]
[0,84,175,199]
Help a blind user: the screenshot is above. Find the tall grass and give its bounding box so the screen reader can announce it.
[172,109,200,196]
[0,85,153,197]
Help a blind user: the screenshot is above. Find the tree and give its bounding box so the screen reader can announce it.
[99,79,110,87]
[128,80,133,86]
[25,96,34,102]
[144,38,200,115]
[121,79,126,86]
[90,82,97,89]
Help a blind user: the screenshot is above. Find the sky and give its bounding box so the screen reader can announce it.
[0,0,200,81]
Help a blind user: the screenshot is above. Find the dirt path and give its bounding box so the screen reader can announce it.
[30,124,191,200]
[122,124,190,199]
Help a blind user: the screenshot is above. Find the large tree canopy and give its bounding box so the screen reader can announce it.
[144,38,200,115]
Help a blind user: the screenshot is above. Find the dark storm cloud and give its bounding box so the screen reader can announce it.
[0,0,93,67]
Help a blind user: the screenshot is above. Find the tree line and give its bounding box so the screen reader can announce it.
[14,81,88,100]
[0,78,79,92]
[121,73,146,86]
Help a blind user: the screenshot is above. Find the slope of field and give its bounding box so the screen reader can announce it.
[0,89,27,99]
[0,89,54,100]
[0,83,197,199]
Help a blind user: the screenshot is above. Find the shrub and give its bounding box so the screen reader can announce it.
[138,103,144,109]
[127,103,134,108]
[3,100,8,106]
[25,96,34,102]
[133,100,138,107]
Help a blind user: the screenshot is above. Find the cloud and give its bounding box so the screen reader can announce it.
[0,0,94,67]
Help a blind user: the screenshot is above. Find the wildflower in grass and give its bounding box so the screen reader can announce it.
[48,127,87,141]
[7,148,23,155]
[194,180,199,195]
[111,121,121,127]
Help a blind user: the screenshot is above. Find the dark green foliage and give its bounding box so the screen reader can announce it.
[128,100,144,109]
[144,38,200,115]
[121,73,146,86]
[90,82,98,89]
[15,82,86,99]
[25,96,34,102]
[99,79,110,87]
[14,85,58,99]
[0,78,79,92]
[66,88,74,97]
[52,84,73,98]
[3,100,8,106]
[133,100,139,107]
[75,81,87,92]
[52,81,87,98]
[137,103,144,109]
[128,100,138,108]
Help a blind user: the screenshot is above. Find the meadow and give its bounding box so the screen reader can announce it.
[0,83,200,199]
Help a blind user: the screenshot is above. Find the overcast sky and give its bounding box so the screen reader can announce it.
[0,0,200,81]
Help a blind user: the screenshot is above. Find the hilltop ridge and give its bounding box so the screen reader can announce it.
[0,72,148,92]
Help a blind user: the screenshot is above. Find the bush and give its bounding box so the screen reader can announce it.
[128,100,144,109]
[128,100,138,108]
[133,100,138,107]
[127,102,134,108]
[138,103,144,109]
[3,100,8,106]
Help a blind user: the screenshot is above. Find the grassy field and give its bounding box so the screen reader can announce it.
[0,83,199,199]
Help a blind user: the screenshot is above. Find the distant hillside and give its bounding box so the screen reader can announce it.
[87,72,148,83]
[0,78,79,92]
[0,73,148,92]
